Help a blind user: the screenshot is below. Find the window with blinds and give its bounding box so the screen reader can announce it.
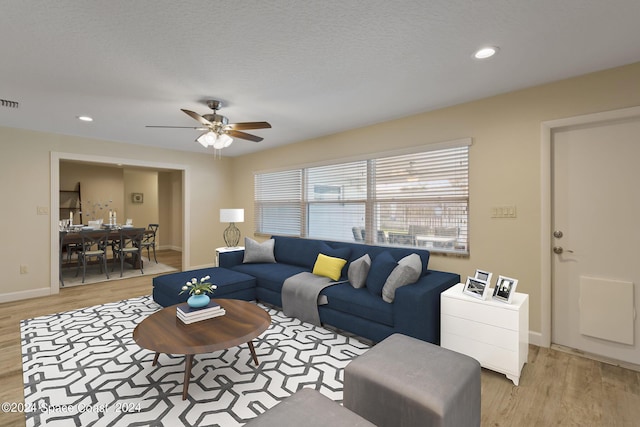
[373,146,469,253]
[254,140,470,255]
[306,161,367,241]
[254,169,302,236]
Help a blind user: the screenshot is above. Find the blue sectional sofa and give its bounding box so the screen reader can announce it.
[218,236,460,344]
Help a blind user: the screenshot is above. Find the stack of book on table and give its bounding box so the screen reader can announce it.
[177,301,226,324]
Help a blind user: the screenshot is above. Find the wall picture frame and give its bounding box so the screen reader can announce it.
[474,269,493,284]
[131,193,144,204]
[463,276,490,300]
[493,275,518,303]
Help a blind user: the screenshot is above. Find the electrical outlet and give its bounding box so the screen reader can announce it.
[37,206,49,215]
[20,264,28,274]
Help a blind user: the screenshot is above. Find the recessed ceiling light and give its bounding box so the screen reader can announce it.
[474,46,499,59]
[77,115,93,122]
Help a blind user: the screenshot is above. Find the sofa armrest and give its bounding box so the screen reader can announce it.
[219,250,245,268]
[392,270,460,344]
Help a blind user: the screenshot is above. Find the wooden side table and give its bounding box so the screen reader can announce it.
[215,246,244,266]
[441,283,529,385]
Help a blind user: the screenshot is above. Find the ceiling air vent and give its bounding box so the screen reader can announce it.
[1,98,19,109]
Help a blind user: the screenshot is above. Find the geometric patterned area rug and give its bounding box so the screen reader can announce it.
[21,296,370,426]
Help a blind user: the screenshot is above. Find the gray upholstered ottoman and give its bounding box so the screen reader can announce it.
[244,388,375,427]
[344,333,481,427]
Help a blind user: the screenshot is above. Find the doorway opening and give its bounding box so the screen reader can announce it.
[50,152,190,294]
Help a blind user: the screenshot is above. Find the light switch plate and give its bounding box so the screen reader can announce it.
[491,205,517,218]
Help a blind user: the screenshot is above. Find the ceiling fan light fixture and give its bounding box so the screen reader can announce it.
[150,100,270,151]
[212,135,226,149]
[220,133,233,148]
[196,131,217,147]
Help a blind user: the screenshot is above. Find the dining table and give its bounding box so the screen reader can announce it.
[60,226,153,269]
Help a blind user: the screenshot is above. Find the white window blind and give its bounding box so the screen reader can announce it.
[306,161,367,241]
[254,169,302,236]
[373,146,468,253]
[254,141,470,254]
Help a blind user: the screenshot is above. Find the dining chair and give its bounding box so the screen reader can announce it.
[140,224,159,263]
[61,230,84,264]
[112,227,146,277]
[75,229,110,283]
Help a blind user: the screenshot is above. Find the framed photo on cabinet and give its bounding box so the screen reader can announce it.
[493,275,518,303]
[474,269,493,284]
[463,276,490,300]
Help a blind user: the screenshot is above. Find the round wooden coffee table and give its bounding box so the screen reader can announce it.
[133,299,271,400]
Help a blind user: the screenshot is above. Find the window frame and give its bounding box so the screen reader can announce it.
[254,138,471,255]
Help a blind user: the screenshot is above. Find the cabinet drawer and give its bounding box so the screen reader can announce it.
[441,314,518,351]
[442,297,519,329]
[441,333,520,375]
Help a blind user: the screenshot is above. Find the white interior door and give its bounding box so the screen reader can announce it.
[552,117,640,365]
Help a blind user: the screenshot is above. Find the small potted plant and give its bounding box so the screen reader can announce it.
[180,275,217,308]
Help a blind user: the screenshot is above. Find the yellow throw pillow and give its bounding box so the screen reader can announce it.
[313,253,347,281]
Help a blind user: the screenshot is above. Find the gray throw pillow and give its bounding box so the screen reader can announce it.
[382,264,421,303]
[381,254,423,303]
[398,253,422,276]
[348,254,371,288]
[243,237,276,263]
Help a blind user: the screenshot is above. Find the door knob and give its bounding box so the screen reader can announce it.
[553,246,574,254]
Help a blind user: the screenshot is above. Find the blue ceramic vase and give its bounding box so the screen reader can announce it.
[187,294,210,308]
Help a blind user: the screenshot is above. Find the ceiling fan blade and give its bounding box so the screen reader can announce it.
[228,130,264,142]
[227,121,272,131]
[181,109,214,126]
[146,125,207,129]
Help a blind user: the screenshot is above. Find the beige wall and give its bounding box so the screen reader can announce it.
[60,161,125,224]
[230,61,640,337]
[2,61,639,336]
[0,129,233,301]
[123,169,158,230]
[158,171,183,251]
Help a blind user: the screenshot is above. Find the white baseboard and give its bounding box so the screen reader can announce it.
[158,244,182,252]
[0,287,54,304]
[529,330,544,347]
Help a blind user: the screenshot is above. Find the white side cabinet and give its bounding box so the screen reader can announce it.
[441,283,529,385]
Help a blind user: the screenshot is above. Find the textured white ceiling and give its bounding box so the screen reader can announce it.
[1,0,639,156]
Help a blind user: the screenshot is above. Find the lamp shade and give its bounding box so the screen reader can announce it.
[196,131,217,147]
[220,208,244,223]
[219,133,233,148]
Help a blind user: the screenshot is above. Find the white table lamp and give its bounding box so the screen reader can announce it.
[220,208,244,247]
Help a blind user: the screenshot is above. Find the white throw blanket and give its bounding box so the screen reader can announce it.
[281,272,343,326]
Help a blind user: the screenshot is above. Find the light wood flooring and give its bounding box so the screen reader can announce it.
[1,249,639,426]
